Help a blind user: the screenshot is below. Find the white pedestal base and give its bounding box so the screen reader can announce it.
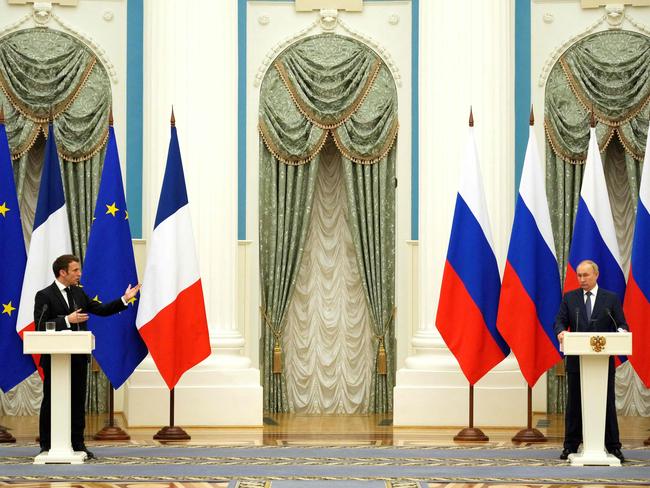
[34,449,87,464]
[124,357,262,426]
[569,451,621,467]
[394,357,526,427]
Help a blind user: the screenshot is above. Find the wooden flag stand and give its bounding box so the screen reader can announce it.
[453,385,488,441]
[0,426,16,443]
[153,389,190,441]
[94,384,130,440]
[512,386,547,443]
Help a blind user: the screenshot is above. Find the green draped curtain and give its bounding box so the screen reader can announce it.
[0,28,112,412]
[545,30,649,413]
[259,34,398,413]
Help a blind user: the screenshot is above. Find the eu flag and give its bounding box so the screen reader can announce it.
[0,110,36,391]
[82,123,147,388]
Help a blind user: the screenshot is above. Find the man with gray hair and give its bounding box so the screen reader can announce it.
[554,259,628,462]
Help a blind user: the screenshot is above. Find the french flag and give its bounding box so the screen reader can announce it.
[135,116,211,390]
[624,129,650,388]
[497,123,562,387]
[565,125,626,363]
[436,121,509,385]
[16,125,72,344]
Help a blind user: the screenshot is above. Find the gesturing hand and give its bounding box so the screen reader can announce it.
[123,283,142,302]
[68,308,89,324]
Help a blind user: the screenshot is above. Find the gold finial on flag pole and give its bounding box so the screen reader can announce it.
[171,106,176,127]
[109,107,114,127]
[529,105,535,126]
[469,106,474,127]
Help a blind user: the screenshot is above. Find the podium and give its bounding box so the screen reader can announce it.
[561,331,632,466]
[23,331,95,464]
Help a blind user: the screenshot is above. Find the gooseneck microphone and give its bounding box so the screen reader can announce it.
[574,307,580,333]
[36,304,48,331]
[605,307,618,331]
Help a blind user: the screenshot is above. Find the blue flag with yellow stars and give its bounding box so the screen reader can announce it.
[82,123,147,388]
[0,112,36,392]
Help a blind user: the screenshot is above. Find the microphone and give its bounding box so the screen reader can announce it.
[574,307,580,333]
[605,308,618,331]
[36,304,48,332]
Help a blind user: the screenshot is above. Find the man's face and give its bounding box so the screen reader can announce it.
[576,263,598,292]
[59,261,81,287]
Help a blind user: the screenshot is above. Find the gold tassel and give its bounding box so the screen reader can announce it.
[273,342,283,374]
[377,341,387,375]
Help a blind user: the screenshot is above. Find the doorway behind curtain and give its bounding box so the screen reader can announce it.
[283,141,374,414]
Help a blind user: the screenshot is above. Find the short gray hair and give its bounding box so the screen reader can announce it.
[577,259,599,275]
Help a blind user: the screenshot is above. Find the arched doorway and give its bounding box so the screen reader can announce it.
[257,34,398,414]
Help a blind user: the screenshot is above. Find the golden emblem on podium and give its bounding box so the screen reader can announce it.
[590,335,607,353]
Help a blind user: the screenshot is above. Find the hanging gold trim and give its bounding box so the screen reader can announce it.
[615,127,645,162]
[57,125,109,163]
[559,56,650,128]
[274,57,382,130]
[261,307,284,375]
[544,119,587,165]
[331,117,399,165]
[258,119,329,166]
[0,57,97,124]
[374,307,396,376]
[10,124,44,161]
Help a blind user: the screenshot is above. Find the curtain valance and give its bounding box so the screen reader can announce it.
[545,30,650,164]
[0,28,110,162]
[259,34,398,165]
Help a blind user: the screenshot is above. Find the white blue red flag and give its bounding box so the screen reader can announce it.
[436,124,509,385]
[82,122,148,388]
[135,120,210,389]
[497,125,562,387]
[0,110,36,391]
[624,130,650,387]
[564,126,626,363]
[16,124,72,348]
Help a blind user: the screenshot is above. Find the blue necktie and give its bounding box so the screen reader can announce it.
[585,291,592,322]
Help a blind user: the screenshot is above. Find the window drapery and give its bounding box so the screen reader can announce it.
[259,34,398,413]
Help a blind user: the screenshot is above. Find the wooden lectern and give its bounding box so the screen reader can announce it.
[23,331,94,464]
[561,331,632,466]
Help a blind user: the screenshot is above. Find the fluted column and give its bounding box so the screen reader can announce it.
[394,0,522,427]
[125,0,261,426]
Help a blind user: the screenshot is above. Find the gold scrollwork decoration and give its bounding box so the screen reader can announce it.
[590,335,607,353]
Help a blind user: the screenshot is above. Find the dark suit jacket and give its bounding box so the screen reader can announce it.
[554,287,629,372]
[33,282,127,365]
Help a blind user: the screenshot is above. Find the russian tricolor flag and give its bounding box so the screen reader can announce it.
[497,124,562,387]
[565,125,626,363]
[16,125,72,344]
[564,126,625,299]
[436,122,509,385]
[624,130,650,388]
[135,117,211,390]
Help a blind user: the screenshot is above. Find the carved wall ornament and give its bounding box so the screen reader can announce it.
[32,1,52,24]
[605,4,625,27]
[590,335,607,353]
[388,14,399,26]
[258,15,270,26]
[319,8,338,30]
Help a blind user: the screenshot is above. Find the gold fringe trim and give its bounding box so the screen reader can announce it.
[57,125,109,163]
[274,57,382,130]
[10,124,44,160]
[599,125,619,155]
[559,56,650,128]
[260,307,284,375]
[374,307,396,375]
[331,117,399,165]
[258,118,329,166]
[615,127,645,162]
[0,57,97,124]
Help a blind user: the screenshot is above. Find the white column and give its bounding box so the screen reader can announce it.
[124,0,262,427]
[394,0,526,428]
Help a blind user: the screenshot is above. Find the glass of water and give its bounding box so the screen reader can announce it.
[45,321,56,332]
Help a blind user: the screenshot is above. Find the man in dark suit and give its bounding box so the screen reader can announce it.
[554,259,628,462]
[34,254,141,460]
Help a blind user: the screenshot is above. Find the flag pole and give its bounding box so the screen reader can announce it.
[94,383,130,440]
[511,385,546,443]
[153,388,190,441]
[510,108,547,444]
[454,384,488,441]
